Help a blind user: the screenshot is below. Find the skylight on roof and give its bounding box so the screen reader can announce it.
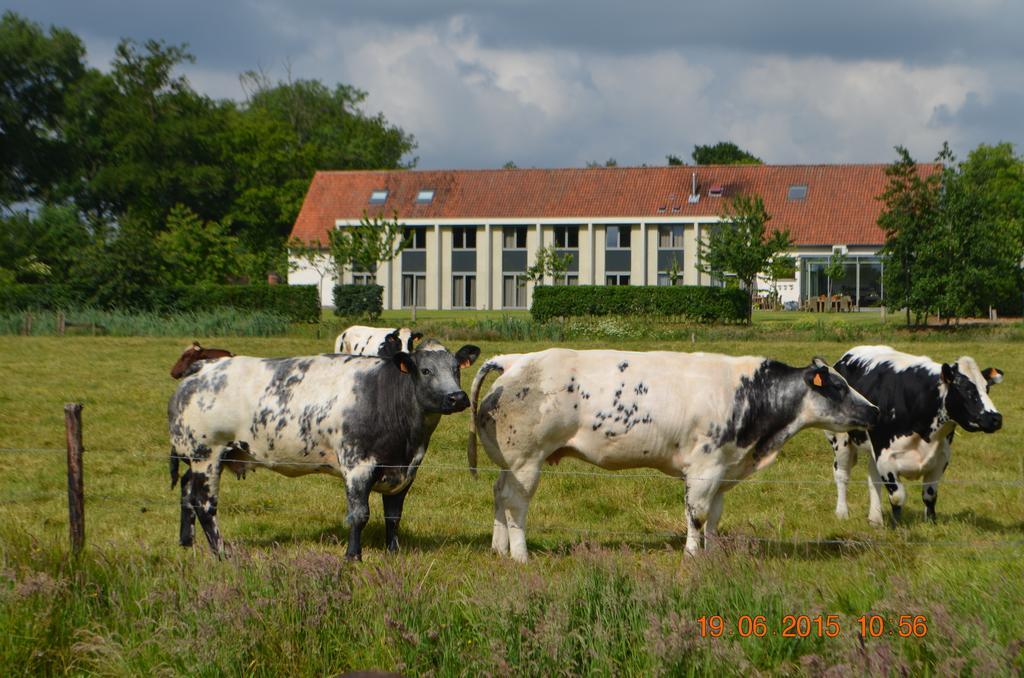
[369,190,388,204]
[709,185,724,197]
[788,184,808,200]
[416,189,435,204]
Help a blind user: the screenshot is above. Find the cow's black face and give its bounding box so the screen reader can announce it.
[943,362,1003,433]
[805,362,879,431]
[394,343,481,414]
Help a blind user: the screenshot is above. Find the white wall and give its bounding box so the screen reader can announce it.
[288,253,337,307]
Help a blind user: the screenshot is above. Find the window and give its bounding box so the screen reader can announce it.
[605,225,631,249]
[788,184,808,200]
[606,274,630,286]
[369,190,388,204]
[404,227,427,249]
[416,189,435,203]
[453,227,476,249]
[402,274,426,308]
[352,273,375,285]
[554,274,578,286]
[555,225,579,248]
[503,226,527,249]
[452,274,476,308]
[658,225,684,249]
[657,273,684,286]
[709,185,724,197]
[503,274,527,308]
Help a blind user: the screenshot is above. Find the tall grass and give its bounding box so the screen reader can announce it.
[0,308,290,337]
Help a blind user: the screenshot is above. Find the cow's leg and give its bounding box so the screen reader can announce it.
[189,459,225,555]
[875,455,906,525]
[382,486,410,553]
[178,467,195,547]
[865,455,886,527]
[684,476,720,555]
[922,438,952,522]
[499,465,541,563]
[829,432,856,519]
[491,470,511,556]
[344,464,374,561]
[702,488,727,550]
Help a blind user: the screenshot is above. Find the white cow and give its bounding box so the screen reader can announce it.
[467,349,879,561]
[334,326,423,356]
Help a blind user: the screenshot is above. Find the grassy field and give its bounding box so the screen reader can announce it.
[1,333,1023,675]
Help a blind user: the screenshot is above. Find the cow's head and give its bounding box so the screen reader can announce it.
[803,358,879,431]
[391,340,481,413]
[942,357,1003,433]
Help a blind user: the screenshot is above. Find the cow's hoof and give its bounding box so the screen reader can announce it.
[510,551,528,564]
[867,516,885,528]
[835,508,850,520]
[345,553,362,562]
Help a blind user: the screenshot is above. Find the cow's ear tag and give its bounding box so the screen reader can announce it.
[812,372,824,388]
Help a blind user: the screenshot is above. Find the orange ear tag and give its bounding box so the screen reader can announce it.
[813,373,823,387]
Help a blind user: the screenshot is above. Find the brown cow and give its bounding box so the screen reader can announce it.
[170,342,235,379]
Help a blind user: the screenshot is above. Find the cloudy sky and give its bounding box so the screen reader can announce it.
[8,1,1023,169]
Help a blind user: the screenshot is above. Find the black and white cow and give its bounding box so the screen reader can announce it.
[467,349,879,561]
[826,345,1004,526]
[335,326,423,355]
[168,339,480,559]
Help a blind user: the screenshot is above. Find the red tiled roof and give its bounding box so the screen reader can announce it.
[291,164,939,247]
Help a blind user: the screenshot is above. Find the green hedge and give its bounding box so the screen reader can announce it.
[531,285,748,323]
[333,284,384,319]
[0,284,321,323]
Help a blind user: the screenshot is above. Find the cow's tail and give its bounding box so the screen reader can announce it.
[467,354,521,478]
[169,449,180,489]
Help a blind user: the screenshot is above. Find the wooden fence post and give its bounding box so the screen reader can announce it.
[57,311,66,336]
[64,403,85,555]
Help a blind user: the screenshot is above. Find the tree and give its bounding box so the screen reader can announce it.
[692,142,762,165]
[225,71,417,277]
[877,146,940,325]
[0,12,87,209]
[287,237,338,304]
[666,154,685,166]
[329,210,410,282]
[157,204,248,286]
[586,158,618,168]
[697,194,792,322]
[766,253,796,308]
[0,204,91,284]
[823,249,847,306]
[526,245,574,285]
[665,254,684,286]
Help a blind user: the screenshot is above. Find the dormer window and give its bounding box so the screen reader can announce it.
[416,189,435,204]
[369,190,388,204]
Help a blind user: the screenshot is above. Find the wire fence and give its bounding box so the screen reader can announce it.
[3,445,1024,486]
[3,442,1024,555]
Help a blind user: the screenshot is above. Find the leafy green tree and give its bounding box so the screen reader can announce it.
[692,142,762,165]
[526,245,574,285]
[329,210,410,282]
[0,12,87,209]
[62,39,233,228]
[823,249,847,305]
[697,194,791,322]
[157,205,248,286]
[666,154,685,166]
[69,221,167,309]
[877,146,941,325]
[226,72,417,277]
[0,204,92,283]
[766,253,796,307]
